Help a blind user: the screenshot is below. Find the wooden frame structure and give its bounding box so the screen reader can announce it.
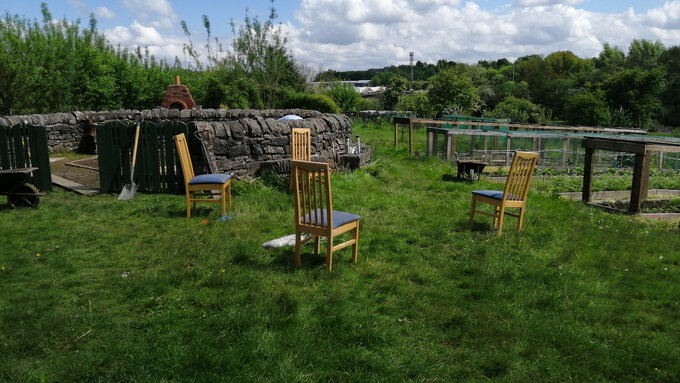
[291,160,359,272]
[395,116,645,156]
[582,137,680,213]
[174,133,232,218]
[469,151,538,236]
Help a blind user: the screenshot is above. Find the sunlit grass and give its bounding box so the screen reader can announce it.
[1,121,679,382]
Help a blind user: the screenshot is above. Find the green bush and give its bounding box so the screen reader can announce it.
[356,97,380,111]
[325,83,361,112]
[280,91,341,113]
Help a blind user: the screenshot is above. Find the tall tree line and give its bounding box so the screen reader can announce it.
[321,41,680,129]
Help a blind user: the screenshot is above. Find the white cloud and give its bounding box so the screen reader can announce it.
[513,0,583,7]
[121,0,178,30]
[104,21,186,62]
[99,0,680,71]
[122,0,175,17]
[94,6,115,19]
[287,0,680,70]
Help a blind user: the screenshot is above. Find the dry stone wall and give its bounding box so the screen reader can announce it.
[0,108,354,177]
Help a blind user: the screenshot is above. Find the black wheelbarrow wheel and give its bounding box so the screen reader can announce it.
[8,183,40,208]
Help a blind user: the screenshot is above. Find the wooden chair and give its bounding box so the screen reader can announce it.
[292,160,359,271]
[174,133,231,218]
[291,128,311,161]
[290,128,311,190]
[469,151,538,236]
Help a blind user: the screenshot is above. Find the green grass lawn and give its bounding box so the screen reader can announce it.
[2,121,680,382]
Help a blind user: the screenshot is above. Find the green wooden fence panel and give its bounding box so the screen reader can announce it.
[97,121,189,194]
[26,125,52,191]
[0,125,52,191]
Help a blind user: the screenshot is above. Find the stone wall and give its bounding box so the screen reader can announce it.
[0,108,354,177]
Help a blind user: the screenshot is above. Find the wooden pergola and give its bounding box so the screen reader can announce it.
[582,137,680,213]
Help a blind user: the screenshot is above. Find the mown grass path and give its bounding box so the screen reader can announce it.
[1,121,679,382]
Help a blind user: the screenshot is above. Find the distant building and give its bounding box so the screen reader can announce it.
[310,80,385,98]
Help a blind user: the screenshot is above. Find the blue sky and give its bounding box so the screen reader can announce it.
[3,1,679,71]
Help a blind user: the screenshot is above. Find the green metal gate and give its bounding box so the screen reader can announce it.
[97,121,190,194]
[0,124,52,191]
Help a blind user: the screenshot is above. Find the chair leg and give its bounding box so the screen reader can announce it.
[326,237,333,272]
[469,197,476,225]
[517,207,525,231]
[227,182,232,209]
[220,186,227,217]
[352,222,359,264]
[497,207,506,236]
[294,232,302,267]
[493,206,500,227]
[186,191,191,218]
[315,236,321,255]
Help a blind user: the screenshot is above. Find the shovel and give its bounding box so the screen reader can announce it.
[118,119,141,200]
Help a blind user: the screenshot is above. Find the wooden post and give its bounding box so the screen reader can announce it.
[493,135,499,164]
[582,147,594,203]
[452,135,457,157]
[659,151,665,170]
[394,120,398,147]
[505,135,511,166]
[408,121,414,155]
[483,136,488,159]
[630,151,650,213]
[446,134,452,160]
[470,136,476,157]
[562,138,570,167]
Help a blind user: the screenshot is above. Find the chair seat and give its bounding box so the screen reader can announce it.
[303,209,360,229]
[472,190,520,200]
[189,173,231,185]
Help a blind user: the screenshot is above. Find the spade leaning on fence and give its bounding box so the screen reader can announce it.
[118,115,142,200]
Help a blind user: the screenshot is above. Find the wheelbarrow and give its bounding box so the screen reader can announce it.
[0,167,46,208]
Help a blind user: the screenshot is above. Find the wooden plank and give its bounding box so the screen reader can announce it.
[427,130,434,157]
[582,138,647,154]
[52,174,98,196]
[28,125,52,191]
[148,122,162,193]
[11,126,26,168]
[163,124,177,193]
[582,147,594,203]
[0,127,10,169]
[96,124,114,193]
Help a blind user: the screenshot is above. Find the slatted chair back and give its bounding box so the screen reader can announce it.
[173,133,232,218]
[291,160,360,271]
[293,160,332,233]
[291,128,311,161]
[502,151,538,203]
[174,133,195,184]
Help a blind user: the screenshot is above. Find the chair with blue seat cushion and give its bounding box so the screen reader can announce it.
[469,151,538,236]
[291,160,359,271]
[174,133,232,218]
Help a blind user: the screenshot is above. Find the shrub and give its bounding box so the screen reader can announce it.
[280,91,341,113]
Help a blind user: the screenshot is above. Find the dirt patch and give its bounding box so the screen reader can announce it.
[50,157,100,190]
[595,199,680,213]
[66,157,99,171]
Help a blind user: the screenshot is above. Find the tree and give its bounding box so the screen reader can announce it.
[325,83,361,112]
[659,46,680,125]
[426,68,482,116]
[544,51,587,79]
[564,91,611,126]
[603,68,665,128]
[594,43,625,73]
[382,76,408,110]
[488,97,545,123]
[396,91,432,117]
[627,39,665,70]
